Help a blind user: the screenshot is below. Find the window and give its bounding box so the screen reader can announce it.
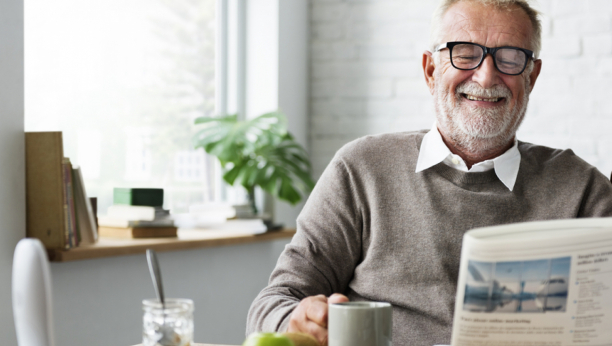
[25,0,218,213]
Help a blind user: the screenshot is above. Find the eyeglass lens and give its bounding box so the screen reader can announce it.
[451,43,527,75]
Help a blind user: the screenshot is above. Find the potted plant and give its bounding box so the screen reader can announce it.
[193,111,315,214]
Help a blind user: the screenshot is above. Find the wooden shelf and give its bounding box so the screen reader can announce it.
[48,228,296,262]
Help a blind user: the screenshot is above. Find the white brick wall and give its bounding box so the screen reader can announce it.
[309,0,612,180]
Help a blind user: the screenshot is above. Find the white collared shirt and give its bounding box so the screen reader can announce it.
[415,124,521,191]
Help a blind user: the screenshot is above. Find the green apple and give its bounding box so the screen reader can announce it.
[243,332,295,346]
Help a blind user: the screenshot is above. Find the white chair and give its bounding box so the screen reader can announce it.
[12,238,55,346]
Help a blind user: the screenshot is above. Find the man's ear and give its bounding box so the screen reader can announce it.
[423,51,436,95]
[528,59,542,92]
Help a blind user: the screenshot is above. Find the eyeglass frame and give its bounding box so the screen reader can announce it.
[434,41,536,76]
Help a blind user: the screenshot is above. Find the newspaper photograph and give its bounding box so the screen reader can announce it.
[451,218,612,346]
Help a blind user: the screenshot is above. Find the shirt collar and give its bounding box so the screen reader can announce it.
[415,123,521,191]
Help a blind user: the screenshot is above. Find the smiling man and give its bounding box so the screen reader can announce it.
[246,1,612,345]
[421,0,542,178]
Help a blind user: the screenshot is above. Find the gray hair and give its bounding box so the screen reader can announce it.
[430,0,542,58]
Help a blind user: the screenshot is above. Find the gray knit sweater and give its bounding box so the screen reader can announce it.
[246,131,612,346]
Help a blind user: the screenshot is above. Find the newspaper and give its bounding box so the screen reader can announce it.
[451,217,612,346]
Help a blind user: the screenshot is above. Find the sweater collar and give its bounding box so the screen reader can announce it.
[415,124,521,191]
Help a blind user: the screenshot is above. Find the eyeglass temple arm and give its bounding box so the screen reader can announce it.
[434,43,447,52]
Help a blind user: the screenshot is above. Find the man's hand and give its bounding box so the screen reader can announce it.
[287,293,349,346]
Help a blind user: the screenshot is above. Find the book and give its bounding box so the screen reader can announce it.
[89,197,98,228]
[97,216,174,228]
[173,216,267,234]
[451,217,612,346]
[212,219,267,234]
[72,166,98,244]
[106,205,158,221]
[98,226,177,238]
[113,188,164,207]
[62,158,77,247]
[25,132,71,250]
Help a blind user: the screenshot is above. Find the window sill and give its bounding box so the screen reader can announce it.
[48,228,296,262]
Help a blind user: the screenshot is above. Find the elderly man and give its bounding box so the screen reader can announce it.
[247,0,612,345]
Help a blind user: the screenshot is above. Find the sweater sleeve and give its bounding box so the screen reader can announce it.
[578,167,612,217]
[246,154,364,335]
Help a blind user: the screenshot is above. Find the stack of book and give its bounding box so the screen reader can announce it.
[98,188,177,238]
[26,132,98,250]
[172,203,269,234]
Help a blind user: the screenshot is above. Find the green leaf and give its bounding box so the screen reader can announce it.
[194,110,316,203]
[238,161,259,189]
[194,113,237,124]
[279,177,301,205]
[223,160,247,185]
[262,171,280,195]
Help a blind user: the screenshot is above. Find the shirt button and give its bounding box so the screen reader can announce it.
[452,157,460,165]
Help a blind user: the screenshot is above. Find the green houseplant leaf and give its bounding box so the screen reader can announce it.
[193,111,315,211]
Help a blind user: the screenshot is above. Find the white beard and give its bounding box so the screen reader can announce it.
[434,71,531,155]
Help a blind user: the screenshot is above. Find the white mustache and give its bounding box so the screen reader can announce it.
[456,82,512,99]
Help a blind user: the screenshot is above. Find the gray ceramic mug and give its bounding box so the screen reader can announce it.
[328,301,392,346]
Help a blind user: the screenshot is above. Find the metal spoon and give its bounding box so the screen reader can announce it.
[146,249,180,346]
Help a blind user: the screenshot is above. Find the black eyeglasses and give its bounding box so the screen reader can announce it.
[434,41,535,76]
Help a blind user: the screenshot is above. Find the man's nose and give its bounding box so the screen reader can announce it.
[472,54,500,89]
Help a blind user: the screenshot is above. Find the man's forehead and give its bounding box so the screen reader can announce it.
[439,1,533,49]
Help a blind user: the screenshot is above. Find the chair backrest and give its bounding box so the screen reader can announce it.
[12,238,55,346]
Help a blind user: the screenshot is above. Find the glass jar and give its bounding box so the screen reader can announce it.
[143,298,194,346]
